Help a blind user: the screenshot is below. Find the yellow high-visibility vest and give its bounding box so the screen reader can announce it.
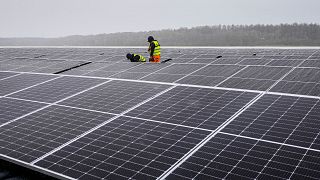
[133,54,146,62]
[151,40,161,56]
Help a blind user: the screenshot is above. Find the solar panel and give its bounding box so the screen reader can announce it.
[1,47,320,180]
[0,97,46,125]
[141,73,185,83]
[0,74,57,96]
[218,66,292,91]
[58,80,171,114]
[0,105,114,163]
[166,133,320,179]
[222,94,320,148]
[299,60,320,68]
[211,58,243,65]
[35,116,211,179]
[176,75,225,86]
[109,72,150,80]
[238,58,271,66]
[126,63,170,73]
[156,64,205,75]
[271,68,320,96]
[126,87,257,130]
[266,59,302,67]
[99,62,139,72]
[0,71,18,80]
[9,76,107,103]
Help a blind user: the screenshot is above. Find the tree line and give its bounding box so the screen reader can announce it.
[0,23,319,46]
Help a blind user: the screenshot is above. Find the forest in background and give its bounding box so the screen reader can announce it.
[0,23,319,46]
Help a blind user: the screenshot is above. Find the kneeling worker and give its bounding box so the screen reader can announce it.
[147,36,161,63]
[126,53,146,62]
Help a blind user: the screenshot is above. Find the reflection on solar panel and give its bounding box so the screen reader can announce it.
[0,47,320,180]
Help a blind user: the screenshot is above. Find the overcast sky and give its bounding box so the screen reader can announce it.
[1,0,319,38]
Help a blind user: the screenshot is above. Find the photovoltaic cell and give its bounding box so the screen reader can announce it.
[0,97,46,125]
[9,76,106,103]
[232,66,292,80]
[167,133,320,180]
[0,105,114,163]
[109,72,150,80]
[219,77,276,91]
[0,74,56,96]
[300,60,320,68]
[176,75,225,86]
[156,64,205,75]
[271,68,320,96]
[35,116,211,180]
[191,65,243,77]
[266,59,302,67]
[125,63,170,73]
[141,73,185,83]
[84,71,119,78]
[218,66,291,91]
[59,80,172,114]
[98,62,140,72]
[126,86,257,130]
[222,94,320,149]
[237,58,271,66]
[211,58,242,65]
[188,58,216,64]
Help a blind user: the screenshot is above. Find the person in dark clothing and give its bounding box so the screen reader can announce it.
[147,36,161,63]
[126,53,146,62]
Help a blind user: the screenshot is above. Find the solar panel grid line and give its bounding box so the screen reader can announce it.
[287,103,320,179]
[158,92,264,180]
[108,62,145,75]
[34,116,210,179]
[3,96,51,105]
[137,64,175,80]
[29,111,124,165]
[31,85,177,165]
[265,51,318,94]
[51,94,215,133]
[3,76,61,97]
[80,63,118,75]
[223,137,273,179]
[219,132,320,153]
[256,140,307,178]
[172,63,220,83]
[227,96,298,179]
[105,119,191,179]
[200,133,259,179]
[0,154,76,180]
[3,69,318,100]
[56,102,212,133]
[0,72,21,80]
[177,83,265,94]
[0,79,112,128]
[214,66,248,87]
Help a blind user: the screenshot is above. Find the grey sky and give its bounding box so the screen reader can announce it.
[1,0,319,38]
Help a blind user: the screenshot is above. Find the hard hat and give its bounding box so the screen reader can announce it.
[126,53,132,59]
[148,36,154,42]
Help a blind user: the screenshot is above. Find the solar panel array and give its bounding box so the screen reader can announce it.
[1,47,320,179]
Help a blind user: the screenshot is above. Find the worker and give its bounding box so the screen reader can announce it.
[147,36,161,63]
[126,53,146,62]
